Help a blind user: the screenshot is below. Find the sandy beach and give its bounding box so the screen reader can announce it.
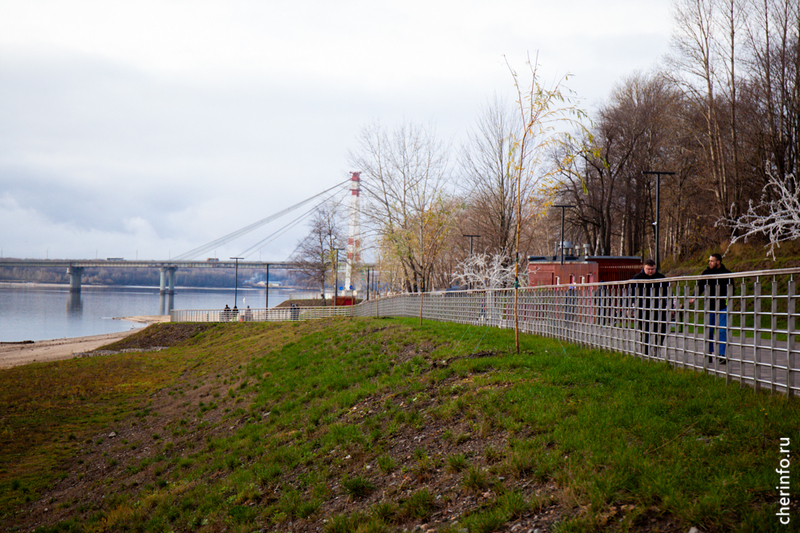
[0,316,170,369]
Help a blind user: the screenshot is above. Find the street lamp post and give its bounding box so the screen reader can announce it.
[333,248,345,310]
[552,205,575,265]
[462,234,480,256]
[265,263,270,310]
[462,234,480,290]
[642,171,675,271]
[231,257,243,309]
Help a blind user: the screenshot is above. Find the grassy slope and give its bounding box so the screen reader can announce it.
[1,319,798,533]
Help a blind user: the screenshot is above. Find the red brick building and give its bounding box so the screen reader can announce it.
[527,256,642,286]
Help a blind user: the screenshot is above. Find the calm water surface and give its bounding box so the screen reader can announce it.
[0,283,316,342]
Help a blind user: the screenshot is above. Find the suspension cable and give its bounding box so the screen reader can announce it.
[173,178,349,261]
[238,189,348,259]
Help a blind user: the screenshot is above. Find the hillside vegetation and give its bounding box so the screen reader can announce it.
[661,240,800,277]
[1,319,797,533]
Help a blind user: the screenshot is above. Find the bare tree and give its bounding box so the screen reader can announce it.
[745,0,800,182]
[532,0,800,263]
[668,0,737,219]
[291,203,344,304]
[459,97,527,259]
[349,120,456,294]
[717,0,749,212]
[559,73,690,257]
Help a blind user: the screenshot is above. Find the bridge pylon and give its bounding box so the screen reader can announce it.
[67,266,84,293]
[159,266,178,294]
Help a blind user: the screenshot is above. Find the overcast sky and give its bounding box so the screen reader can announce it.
[0,0,673,262]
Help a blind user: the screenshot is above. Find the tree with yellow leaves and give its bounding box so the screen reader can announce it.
[507,53,590,352]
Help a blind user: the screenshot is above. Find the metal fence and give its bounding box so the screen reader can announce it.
[172,267,799,396]
[171,305,353,323]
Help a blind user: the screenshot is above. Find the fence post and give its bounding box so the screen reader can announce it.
[738,280,747,389]
[679,282,688,369]
[692,283,702,371]
[754,278,762,393]
[788,279,796,398]
[722,279,732,385]
[771,277,778,393]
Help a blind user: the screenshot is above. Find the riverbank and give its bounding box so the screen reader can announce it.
[0,315,169,369]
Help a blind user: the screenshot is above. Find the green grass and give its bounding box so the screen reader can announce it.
[446,453,468,473]
[1,318,798,532]
[341,475,375,499]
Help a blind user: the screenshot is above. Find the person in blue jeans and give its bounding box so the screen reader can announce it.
[689,253,732,364]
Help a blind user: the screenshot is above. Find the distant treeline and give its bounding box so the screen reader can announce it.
[0,266,298,288]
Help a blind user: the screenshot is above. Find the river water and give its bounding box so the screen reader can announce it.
[0,283,317,342]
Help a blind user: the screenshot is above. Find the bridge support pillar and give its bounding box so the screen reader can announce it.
[66,266,84,293]
[159,292,175,316]
[159,267,178,294]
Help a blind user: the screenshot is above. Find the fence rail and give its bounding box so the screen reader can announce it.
[172,267,799,396]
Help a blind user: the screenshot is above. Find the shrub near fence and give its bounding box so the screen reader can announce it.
[172,268,799,396]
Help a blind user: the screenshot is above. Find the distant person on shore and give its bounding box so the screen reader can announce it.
[631,259,668,356]
[689,253,732,364]
[223,304,231,321]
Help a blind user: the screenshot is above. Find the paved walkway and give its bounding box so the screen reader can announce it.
[628,327,796,395]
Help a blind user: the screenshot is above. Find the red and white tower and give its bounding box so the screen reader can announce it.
[344,172,361,295]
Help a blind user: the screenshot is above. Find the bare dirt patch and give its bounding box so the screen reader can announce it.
[102,323,217,351]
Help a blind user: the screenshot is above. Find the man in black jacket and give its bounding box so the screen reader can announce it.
[689,253,732,363]
[632,259,669,355]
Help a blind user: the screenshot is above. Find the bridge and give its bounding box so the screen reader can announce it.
[0,259,298,294]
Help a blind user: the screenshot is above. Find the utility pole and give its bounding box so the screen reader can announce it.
[265,263,270,309]
[643,171,674,271]
[552,205,575,265]
[333,248,345,310]
[231,257,243,308]
[462,234,480,290]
